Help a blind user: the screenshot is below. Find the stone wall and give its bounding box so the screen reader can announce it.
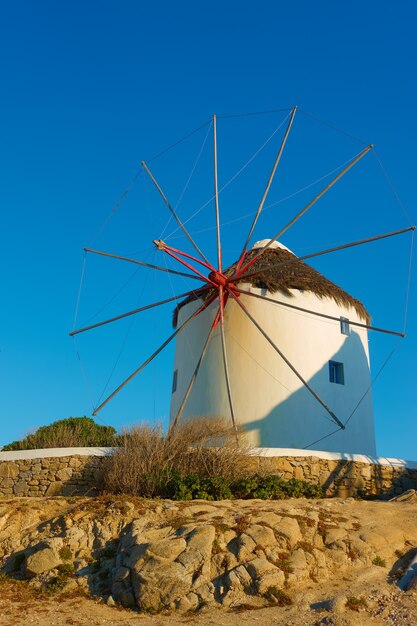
[0,448,416,498]
[0,454,104,497]
[249,455,417,498]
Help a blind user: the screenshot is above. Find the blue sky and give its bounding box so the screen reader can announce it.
[1,1,416,459]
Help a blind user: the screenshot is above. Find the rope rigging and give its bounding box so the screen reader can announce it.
[71,107,415,451]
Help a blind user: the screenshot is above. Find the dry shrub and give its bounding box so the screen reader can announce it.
[103,417,252,497]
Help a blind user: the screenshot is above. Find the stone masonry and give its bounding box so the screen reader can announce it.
[0,451,416,498]
[0,455,103,497]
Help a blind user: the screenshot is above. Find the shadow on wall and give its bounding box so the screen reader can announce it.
[44,457,105,497]
[319,459,417,499]
[244,330,376,455]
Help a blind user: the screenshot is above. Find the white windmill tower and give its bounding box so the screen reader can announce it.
[170,238,377,454]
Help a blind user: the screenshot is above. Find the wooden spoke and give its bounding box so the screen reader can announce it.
[213,114,222,271]
[236,106,297,272]
[235,287,405,338]
[84,247,203,281]
[230,226,415,286]
[228,289,345,430]
[70,287,209,337]
[141,161,210,265]
[92,293,218,416]
[238,144,373,274]
[219,286,238,439]
[169,312,218,433]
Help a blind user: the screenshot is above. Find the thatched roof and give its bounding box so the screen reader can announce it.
[173,243,370,327]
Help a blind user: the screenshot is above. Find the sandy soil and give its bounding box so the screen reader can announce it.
[0,569,416,626]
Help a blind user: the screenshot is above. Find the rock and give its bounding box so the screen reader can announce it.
[25,545,61,577]
[236,533,257,560]
[245,524,277,548]
[118,589,136,608]
[226,564,252,591]
[246,557,285,594]
[185,591,200,609]
[195,581,215,606]
[60,579,79,594]
[277,516,302,548]
[177,526,215,579]
[176,595,192,611]
[147,537,186,560]
[131,560,193,610]
[325,528,348,546]
[181,504,220,516]
[390,489,417,502]
[112,565,130,582]
[250,512,281,527]
[359,531,387,550]
[290,547,308,570]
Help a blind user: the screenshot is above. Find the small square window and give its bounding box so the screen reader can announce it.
[329,360,344,385]
[340,317,350,336]
[172,369,178,393]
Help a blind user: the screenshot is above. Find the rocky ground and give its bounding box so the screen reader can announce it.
[0,495,416,625]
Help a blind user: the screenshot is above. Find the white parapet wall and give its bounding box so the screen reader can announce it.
[251,448,417,470]
[0,447,416,498]
[0,447,114,461]
[0,446,416,468]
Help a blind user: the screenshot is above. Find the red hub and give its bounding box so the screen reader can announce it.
[153,239,241,327]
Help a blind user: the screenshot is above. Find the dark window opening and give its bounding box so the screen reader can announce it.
[172,369,178,393]
[329,360,344,385]
[340,317,350,336]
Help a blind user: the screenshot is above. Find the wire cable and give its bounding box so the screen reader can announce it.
[164,112,292,239]
[298,108,369,146]
[166,151,365,240]
[343,339,402,429]
[147,120,212,164]
[217,107,292,119]
[403,228,414,334]
[373,150,414,225]
[96,252,154,404]
[303,427,343,450]
[72,251,87,332]
[159,120,213,240]
[88,169,143,247]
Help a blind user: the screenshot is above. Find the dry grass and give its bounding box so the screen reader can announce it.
[102,417,253,498]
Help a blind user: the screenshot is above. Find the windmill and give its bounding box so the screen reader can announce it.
[70,106,414,454]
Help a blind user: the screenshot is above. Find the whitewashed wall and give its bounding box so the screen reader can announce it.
[170,285,376,455]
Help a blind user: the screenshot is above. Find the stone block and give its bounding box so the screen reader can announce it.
[45,481,63,496]
[56,468,73,482]
[13,481,29,496]
[0,462,19,479]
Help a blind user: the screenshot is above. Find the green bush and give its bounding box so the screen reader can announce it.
[163,473,234,501]
[232,474,323,500]
[2,417,117,451]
